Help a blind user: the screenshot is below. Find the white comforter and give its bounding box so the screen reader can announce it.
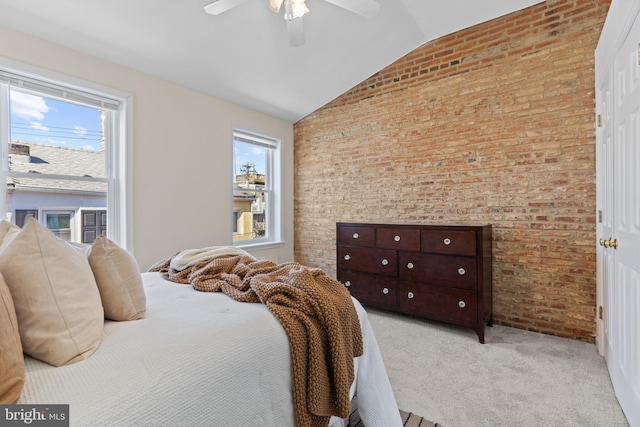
[20,272,401,427]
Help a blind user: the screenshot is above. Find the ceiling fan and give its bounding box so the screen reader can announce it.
[203,0,380,47]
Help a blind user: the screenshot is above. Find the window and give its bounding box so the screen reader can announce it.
[15,209,37,228]
[43,210,73,241]
[0,64,131,248]
[232,129,281,246]
[233,210,240,234]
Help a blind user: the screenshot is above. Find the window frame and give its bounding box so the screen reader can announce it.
[42,209,74,241]
[0,59,133,250]
[14,209,37,228]
[232,129,283,248]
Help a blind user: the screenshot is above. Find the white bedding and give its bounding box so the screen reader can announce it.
[20,272,402,427]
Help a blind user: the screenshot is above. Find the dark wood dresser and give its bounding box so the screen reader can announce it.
[336,222,492,343]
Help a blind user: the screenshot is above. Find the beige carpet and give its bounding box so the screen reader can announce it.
[365,307,630,427]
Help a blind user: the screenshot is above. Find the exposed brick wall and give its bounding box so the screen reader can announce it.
[293,0,611,342]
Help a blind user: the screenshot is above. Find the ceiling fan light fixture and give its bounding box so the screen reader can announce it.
[290,0,309,19]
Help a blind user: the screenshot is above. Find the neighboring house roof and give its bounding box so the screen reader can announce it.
[233,174,266,200]
[7,141,106,193]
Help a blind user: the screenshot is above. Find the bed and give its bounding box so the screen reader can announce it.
[0,219,402,427]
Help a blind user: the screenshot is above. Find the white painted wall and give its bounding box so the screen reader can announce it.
[0,26,294,270]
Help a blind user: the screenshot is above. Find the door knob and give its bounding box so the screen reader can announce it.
[599,237,619,249]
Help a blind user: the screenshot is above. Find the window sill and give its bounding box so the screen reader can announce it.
[233,240,285,251]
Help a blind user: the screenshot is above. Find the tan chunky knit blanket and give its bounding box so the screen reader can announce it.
[149,252,363,427]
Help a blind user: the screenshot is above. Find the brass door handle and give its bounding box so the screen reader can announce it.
[599,237,618,249]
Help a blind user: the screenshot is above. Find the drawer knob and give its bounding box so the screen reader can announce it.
[344,254,351,261]
[407,292,414,299]
[458,300,466,308]
[353,232,359,239]
[381,259,389,266]
[382,287,389,295]
[394,235,401,242]
[407,262,414,269]
[458,267,466,275]
[344,281,351,287]
[444,238,451,245]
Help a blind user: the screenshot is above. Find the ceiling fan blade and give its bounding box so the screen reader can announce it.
[203,0,250,15]
[323,0,380,18]
[265,0,284,13]
[287,17,305,47]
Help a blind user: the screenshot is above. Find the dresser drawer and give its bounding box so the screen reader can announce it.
[339,270,397,309]
[337,225,375,247]
[375,227,420,251]
[399,253,477,290]
[338,246,398,276]
[398,281,478,327]
[421,229,476,256]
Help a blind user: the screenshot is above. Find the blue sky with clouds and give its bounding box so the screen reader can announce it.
[234,140,266,177]
[10,90,102,151]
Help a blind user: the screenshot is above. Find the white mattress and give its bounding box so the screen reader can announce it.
[20,272,402,427]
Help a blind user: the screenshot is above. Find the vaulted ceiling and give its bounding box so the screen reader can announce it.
[0,0,543,122]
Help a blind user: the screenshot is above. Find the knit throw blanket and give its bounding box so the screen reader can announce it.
[149,251,363,427]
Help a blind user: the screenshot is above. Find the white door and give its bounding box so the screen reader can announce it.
[597,9,640,426]
[596,56,613,360]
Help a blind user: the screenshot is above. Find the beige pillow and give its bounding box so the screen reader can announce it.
[89,236,146,321]
[0,272,24,404]
[0,218,103,367]
[0,219,14,237]
[0,220,19,247]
